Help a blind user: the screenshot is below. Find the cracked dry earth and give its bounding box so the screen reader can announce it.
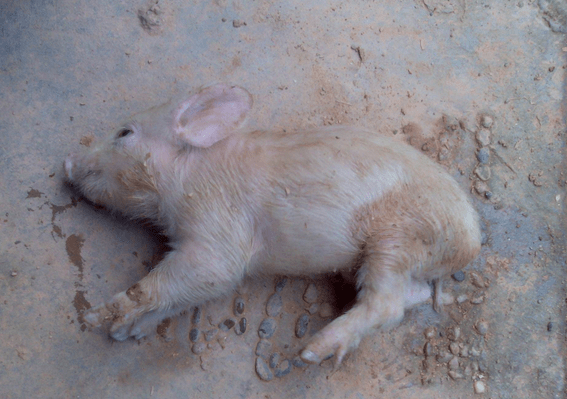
[1,0,566,398]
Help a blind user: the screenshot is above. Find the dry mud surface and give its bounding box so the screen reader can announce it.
[0,1,566,398]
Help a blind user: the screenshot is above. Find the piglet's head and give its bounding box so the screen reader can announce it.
[64,84,252,218]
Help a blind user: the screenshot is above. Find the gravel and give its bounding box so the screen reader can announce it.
[452,270,466,282]
[204,328,218,341]
[295,314,310,338]
[266,293,283,317]
[274,359,292,377]
[424,326,437,339]
[447,326,461,341]
[474,164,492,181]
[189,328,200,342]
[258,318,277,339]
[255,339,272,358]
[448,356,460,370]
[219,318,235,331]
[234,317,247,335]
[292,356,308,368]
[269,352,280,368]
[192,307,202,324]
[255,357,273,381]
[476,129,491,146]
[474,380,486,394]
[449,342,460,355]
[303,283,318,303]
[275,277,288,293]
[234,297,245,316]
[192,342,206,354]
[481,115,493,128]
[476,320,489,335]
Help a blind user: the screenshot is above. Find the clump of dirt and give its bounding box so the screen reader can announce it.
[538,0,567,33]
[401,115,464,167]
[126,283,145,304]
[138,0,167,35]
[79,135,93,147]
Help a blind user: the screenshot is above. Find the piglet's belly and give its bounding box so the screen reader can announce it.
[258,225,359,275]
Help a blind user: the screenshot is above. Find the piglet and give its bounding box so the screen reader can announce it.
[64,84,480,367]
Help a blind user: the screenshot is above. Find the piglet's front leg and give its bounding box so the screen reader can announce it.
[84,245,243,341]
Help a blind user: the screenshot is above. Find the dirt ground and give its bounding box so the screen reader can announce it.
[1,0,566,398]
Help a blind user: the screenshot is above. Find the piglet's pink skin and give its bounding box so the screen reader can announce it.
[65,84,480,367]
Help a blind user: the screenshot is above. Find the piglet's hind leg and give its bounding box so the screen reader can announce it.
[300,240,432,368]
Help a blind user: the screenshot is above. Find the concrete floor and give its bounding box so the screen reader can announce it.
[1,0,565,397]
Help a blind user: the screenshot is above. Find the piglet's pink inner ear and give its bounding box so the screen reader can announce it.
[173,84,253,148]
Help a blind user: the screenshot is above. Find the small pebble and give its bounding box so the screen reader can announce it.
[189,328,200,342]
[275,277,288,292]
[470,295,485,304]
[424,327,437,339]
[448,370,464,380]
[307,303,319,314]
[292,356,308,368]
[234,317,247,335]
[269,352,281,368]
[192,307,202,324]
[448,356,460,370]
[232,20,247,28]
[476,129,491,146]
[258,318,277,339]
[303,283,318,303]
[274,359,292,377]
[10,271,17,277]
[447,326,461,341]
[449,342,460,355]
[470,347,481,357]
[474,180,490,196]
[460,345,469,357]
[318,302,333,318]
[234,297,245,316]
[424,342,435,357]
[266,293,283,317]
[474,380,486,394]
[476,320,489,336]
[476,148,490,164]
[474,164,491,181]
[255,339,272,358]
[436,350,453,363]
[452,270,465,282]
[255,357,273,381]
[471,361,480,371]
[456,294,469,304]
[295,314,310,338]
[481,115,493,128]
[219,318,235,331]
[205,328,218,341]
[547,321,553,332]
[192,342,206,354]
[470,271,486,288]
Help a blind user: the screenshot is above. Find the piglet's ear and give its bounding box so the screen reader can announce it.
[173,84,253,148]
